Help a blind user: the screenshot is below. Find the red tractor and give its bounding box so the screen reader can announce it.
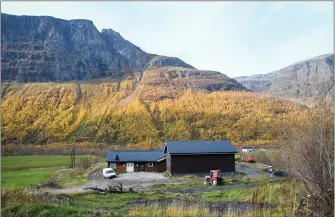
[239,156,255,163]
[204,170,224,186]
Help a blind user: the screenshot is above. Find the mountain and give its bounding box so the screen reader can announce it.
[1,13,246,96]
[235,54,334,106]
[0,13,315,148]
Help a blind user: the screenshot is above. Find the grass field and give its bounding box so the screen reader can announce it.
[2,168,59,190]
[1,155,96,171]
[1,155,103,190]
[202,188,252,202]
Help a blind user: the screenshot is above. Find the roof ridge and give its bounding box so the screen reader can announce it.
[108,150,163,153]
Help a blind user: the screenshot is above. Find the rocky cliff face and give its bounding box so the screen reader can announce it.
[235,54,334,104]
[1,13,195,82]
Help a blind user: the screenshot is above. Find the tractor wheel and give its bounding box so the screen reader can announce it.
[212,179,217,186]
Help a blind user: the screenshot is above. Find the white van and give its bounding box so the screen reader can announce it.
[103,168,117,179]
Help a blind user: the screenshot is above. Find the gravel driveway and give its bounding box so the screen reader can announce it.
[48,171,184,194]
[88,171,174,187]
[46,163,267,194]
[235,162,265,175]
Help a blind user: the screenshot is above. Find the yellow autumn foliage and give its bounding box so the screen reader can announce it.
[2,82,312,147]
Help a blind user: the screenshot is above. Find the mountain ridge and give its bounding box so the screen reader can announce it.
[1,13,194,81]
[235,53,334,106]
[2,13,247,94]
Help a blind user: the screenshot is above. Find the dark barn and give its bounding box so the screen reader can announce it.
[164,140,237,175]
[106,150,166,173]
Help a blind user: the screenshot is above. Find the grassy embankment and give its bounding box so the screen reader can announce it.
[2,180,305,217]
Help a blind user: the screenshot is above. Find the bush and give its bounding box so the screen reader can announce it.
[282,104,334,217]
[250,150,270,165]
[79,156,100,170]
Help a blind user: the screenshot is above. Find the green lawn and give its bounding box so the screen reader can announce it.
[2,168,59,190]
[1,155,100,171]
[1,155,103,190]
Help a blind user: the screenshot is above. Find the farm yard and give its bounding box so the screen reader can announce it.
[1,153,305,217]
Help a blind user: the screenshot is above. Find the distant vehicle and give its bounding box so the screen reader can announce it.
[247,157,255,163]
[271,170,287,177]
[238,156,255,163]
[103,168,117,179]
[263,165,275,173]
[241,147,256,152]
[204,170,224,186]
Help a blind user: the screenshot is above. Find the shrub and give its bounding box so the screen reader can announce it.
[79,156,100,170]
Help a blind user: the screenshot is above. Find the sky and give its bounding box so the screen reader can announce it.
[2,1,334,77]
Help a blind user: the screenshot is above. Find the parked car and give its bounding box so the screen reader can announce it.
[271,170,287,177]
[241,147,256,153]
[103,168,117,179]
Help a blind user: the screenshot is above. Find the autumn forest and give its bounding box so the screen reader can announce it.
[1,79,315,150]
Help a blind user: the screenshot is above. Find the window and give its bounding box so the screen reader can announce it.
[148,162,153,167]
[123,164,126,167]
[107,169,114,174]
[110,163,116,169]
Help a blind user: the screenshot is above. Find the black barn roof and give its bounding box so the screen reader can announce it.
[106,150,165,162]
[165,140,238,154]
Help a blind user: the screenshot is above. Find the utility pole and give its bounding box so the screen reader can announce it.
[69,144,76,168]
[68,137,76,168]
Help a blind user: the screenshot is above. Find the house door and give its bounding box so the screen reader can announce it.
[126,163,134,172]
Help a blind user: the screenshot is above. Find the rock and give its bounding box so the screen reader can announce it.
[235,54,334,106]
[1,13,247,96]
[1,13,193,82]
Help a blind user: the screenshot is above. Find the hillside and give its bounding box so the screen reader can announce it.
[2,81,311,147]
[235,54,334,106]
[1,13,320,148]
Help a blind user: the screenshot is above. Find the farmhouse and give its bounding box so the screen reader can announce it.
[164,141,238,174]
[106,140,237,174]
[106,150,166,173]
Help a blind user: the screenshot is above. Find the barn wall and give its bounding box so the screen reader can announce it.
[167,154,171,174]
[155,160,167,172]
[170,154,235,174]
